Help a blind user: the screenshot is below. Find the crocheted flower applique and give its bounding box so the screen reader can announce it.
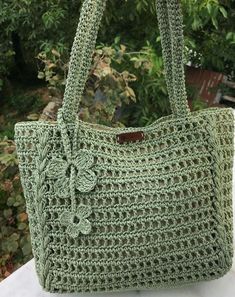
[46,149,97,197]
[60,204,92,238]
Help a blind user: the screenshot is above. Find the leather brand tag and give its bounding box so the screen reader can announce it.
[117,131,145,144]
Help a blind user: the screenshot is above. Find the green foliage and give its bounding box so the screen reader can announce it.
[81,46,137,126]
[0,46,15,86]
[182,0,228,30]
[0,138,32,280]
[37,38,170,127]
[191,98,208,111]
[37,44,137,127]
[0,92,44,139]
[1,0,233,125]
[37,48,67,93]
[126,42,169,126]
[219,82,235,98]
[0,118,15,140]
[0,0,80,84]
[8,93,44,114]
[1,0,234,78]
[182,0,235,76]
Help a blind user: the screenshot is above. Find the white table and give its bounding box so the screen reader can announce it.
[1,117,235,297]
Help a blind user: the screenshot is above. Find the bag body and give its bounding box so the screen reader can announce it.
[15,0,234,293]
[15,108,234,292]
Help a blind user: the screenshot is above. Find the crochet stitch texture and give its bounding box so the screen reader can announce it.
[15,0,234,293]
[60,204,92,237]
[46,149,97,196]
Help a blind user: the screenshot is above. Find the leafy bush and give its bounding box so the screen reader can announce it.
[8,94,44,115]
[182,0,235,77]
[4,0,231,127]
[37,43,138,127]
[0,91,44,140]
[1,0,234,81]
[126,42,169,126]
[0,138,32,281]
[37,39,171,127]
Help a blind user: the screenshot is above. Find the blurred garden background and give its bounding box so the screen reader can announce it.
[0,0,235,281]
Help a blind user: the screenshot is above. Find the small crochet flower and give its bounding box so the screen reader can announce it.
[46,149,97,197]
[60,204,92,237]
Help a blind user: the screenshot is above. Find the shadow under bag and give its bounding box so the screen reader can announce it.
[14,0,234,293]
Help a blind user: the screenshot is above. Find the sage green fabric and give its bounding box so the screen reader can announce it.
[14,0,234,293]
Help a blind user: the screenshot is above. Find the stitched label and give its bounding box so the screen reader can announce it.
[117,131,145,144]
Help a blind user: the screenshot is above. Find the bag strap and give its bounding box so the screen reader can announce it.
[60,0,190,123]
[155,0,189,117]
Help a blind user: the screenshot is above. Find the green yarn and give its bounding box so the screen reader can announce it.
[14,0,234,293]
[60,204,92,237]
[46,150,97,196]
[155,0,190,117]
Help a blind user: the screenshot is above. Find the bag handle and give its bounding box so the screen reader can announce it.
[155,0,189,117]
[60,0,190,123]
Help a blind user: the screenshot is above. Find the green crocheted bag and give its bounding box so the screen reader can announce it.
[15,0,234,293]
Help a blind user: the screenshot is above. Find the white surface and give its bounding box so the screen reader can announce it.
[1,111,235,297]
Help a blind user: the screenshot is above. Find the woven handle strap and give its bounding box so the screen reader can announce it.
[155,0,189,116]
[61,0,190,123]
[61,0,107,123]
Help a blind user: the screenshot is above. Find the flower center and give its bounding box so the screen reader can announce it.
[72,215,80,224]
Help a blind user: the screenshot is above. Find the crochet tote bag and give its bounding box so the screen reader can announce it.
[15,0,234,293]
